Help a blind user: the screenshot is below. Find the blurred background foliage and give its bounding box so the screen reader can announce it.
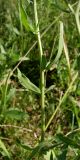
[0,0,80,159]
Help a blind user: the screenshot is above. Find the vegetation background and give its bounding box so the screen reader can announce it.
[0,0,80,159]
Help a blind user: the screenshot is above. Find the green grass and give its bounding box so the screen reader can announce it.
[0,0,80,159]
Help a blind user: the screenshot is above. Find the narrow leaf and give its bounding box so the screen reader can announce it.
[63,40,70,72]
[18,69,41,94]
[53,21,64,64]
[4,109,28,120]
[20,5,35,33]
[63,39,71,79]
[46,21,64,70]
[0,139,10,158]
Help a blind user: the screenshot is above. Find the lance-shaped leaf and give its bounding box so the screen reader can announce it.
[20,4,35,33]
[46,21,64,70]
[0,139,10,158]
[4,109,28,120]
[17,69,41,94]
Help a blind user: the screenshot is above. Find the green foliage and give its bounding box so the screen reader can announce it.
[46,21,64,70]
[17,69,41,94]
[0,0,80,159]
[0,139,10,158]
[20,4,35,33]
[4,109,28,120]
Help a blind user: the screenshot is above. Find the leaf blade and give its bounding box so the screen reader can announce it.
[20,5,35,33]
[46,21,64,70]
[0,139,10,158]
[4,109,28,120]
[18,69,41,94]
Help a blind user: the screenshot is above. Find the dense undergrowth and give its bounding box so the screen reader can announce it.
[0,0,80,159]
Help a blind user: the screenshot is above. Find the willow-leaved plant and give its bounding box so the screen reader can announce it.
[17,0,64,142]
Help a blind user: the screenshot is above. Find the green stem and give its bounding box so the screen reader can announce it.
[8,14,62,78]
[75,0,80,35]
[34,0,45,141]
[18,0,24,56]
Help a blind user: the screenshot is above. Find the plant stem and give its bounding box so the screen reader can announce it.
[75,0,80,35]
[18,0,24,56]
[8,14,62,79]
[34,0,45,141]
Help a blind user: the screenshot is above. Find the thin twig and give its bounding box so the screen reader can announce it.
[66,127,80,136]
[0,124,32,132]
